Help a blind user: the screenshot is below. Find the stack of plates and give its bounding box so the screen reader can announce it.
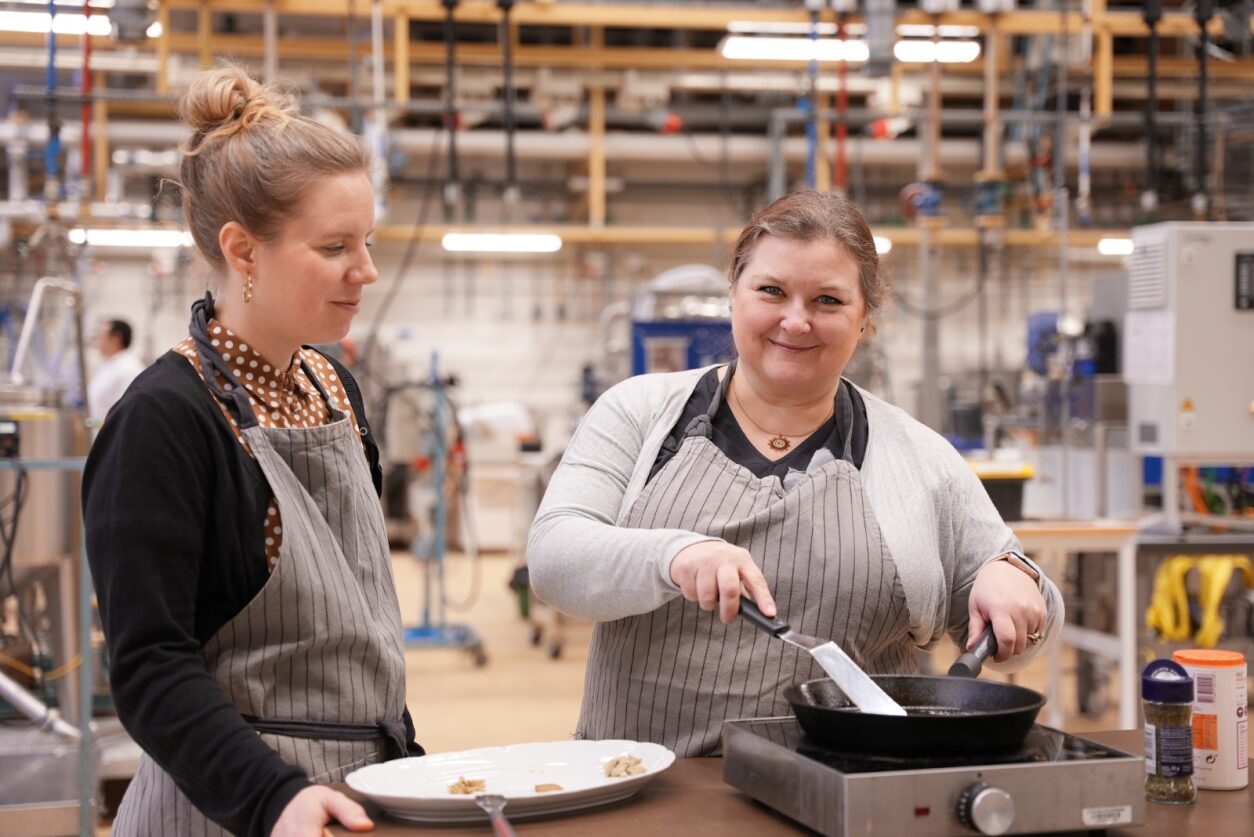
[345,739,676,824]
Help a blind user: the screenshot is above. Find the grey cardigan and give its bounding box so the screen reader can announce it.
[527,366,1063,672]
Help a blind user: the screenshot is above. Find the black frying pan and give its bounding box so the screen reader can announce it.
[781,630,1045,757]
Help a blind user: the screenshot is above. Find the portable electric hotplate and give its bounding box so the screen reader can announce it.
[722,717,1145,836]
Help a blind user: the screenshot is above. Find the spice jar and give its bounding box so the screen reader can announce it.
[1142,659,1196,804]
[1172,649,1249,790]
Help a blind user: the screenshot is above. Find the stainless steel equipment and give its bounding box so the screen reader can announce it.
[722,718,1145,837]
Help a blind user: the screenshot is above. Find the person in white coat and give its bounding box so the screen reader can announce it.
[86,318,144,421]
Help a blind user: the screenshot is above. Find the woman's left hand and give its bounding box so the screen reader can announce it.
[966,558,1048,662]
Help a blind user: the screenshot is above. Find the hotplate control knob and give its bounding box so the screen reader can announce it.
[957,782,1015,835]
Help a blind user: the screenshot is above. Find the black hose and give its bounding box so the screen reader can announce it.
[1143,1,1162,203]
[1195,0,1214,218]
[442,0,460,193]
[497,0,517,196]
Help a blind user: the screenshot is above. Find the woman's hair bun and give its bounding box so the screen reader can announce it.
[178,64,293,152]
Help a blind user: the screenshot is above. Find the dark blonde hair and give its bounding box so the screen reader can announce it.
[729,190,887,326]
[177,64,370,268]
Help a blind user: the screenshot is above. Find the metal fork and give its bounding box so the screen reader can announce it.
[475,794,518,837]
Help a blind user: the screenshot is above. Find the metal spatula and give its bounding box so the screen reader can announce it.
[740,598,908,716]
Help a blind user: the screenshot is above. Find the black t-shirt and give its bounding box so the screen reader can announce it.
[648,367,869,483]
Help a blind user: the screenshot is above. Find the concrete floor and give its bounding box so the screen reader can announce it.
[396,552,1121,755]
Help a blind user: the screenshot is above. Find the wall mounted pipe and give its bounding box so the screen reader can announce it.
[263,0,278,83]
[0,109,1157,174]
[442,0,461,205]
[1193,0,1213,219]
[44,0,61,208]
[803,0,821,189]
[371,0,385,106]
[498,0,518,204]
[834,13,849,193]
[79,0,91,190]
[1142,0,1162,213]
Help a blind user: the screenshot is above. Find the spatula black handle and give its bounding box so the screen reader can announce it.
[739,597,790,637]
[947,628,997,678]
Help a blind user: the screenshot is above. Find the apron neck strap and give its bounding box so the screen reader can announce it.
[190,293,260,429]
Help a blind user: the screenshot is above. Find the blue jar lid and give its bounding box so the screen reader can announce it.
[1142,659,1194,703]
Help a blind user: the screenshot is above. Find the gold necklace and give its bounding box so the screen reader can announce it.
[729,381,834,453]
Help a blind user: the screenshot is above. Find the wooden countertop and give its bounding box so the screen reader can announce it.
[331,729,1252,835]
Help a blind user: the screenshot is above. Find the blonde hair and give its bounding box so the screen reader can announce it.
[729,190,888,327]
[177,64,370,268]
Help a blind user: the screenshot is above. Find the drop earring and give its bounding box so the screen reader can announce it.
[243,273,254,304]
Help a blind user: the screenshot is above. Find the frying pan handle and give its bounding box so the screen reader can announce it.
[738,597,790,637]
[947,628,997,678]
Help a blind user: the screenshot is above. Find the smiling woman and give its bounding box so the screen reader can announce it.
[83,64,421,837]
[527,190,1064,758]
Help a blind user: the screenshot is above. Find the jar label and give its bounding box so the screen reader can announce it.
[1158,725,1195,777]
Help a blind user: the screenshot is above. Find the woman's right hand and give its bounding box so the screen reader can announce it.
[670,540,776,624]
[272,786,374,836]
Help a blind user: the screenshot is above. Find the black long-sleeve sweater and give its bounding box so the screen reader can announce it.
[83,351,419,837]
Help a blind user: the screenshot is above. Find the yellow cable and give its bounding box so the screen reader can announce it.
[43,655,82,681]
[0,649,39,679]
[1144,556,1197,641]
[1194,556,1254,648]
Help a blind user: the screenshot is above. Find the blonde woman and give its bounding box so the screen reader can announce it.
[84,66,419,836]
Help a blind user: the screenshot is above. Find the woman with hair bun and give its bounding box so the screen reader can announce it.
[84,64,420,836]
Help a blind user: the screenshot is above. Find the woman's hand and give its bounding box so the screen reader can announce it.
[670,540,776,624]
[272,786,374,836]
[966,558,1048,662]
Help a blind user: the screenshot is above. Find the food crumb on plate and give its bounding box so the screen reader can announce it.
[603,755,647,778]
[448,776,486,794]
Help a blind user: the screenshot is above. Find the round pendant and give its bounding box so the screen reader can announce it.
[768,435,791,451]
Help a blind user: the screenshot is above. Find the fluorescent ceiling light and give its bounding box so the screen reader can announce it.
[893,39,981,64]
[0,11,113,36]
[69,228,193,248]
[441,233,563,254]
[720,36,869,63]
[1097,237,1134,256]
[895,24,981,38]
[873,236,893,255]
[727,21,868,37]
[728,21,838,36]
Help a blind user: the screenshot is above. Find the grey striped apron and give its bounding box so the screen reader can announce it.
[578,366,917,757]
[112,297,410,835]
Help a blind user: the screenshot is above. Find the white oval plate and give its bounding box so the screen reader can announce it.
[345,739,676,824]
